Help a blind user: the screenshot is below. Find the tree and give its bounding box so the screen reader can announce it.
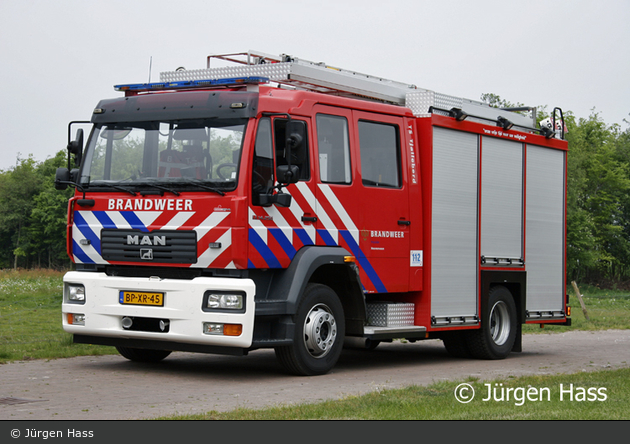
[0,155,43,268]
[0,151,72,269]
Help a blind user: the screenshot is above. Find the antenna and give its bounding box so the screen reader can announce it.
[148,56,153,83]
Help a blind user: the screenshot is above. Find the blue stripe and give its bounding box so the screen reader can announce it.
[248,229,282,268]
[269,228,297,260]
[72,239,95,264]
[317,229,337,246]
[120,211,148,231]
[340,230,387,293]
[93,211,117,229]
[73,212,102,254]
[294,228,314,246]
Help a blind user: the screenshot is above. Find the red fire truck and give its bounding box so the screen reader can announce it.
[56,51,570,375]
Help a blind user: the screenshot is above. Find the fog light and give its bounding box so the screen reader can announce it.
[67,313,85,326]
[204,323,224,335]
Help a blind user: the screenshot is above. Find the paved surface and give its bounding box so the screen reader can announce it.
[1,330,628,420]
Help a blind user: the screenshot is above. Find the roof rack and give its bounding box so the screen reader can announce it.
[160,50,539,130]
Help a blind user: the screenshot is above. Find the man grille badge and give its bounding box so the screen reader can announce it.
[140,248,154,260]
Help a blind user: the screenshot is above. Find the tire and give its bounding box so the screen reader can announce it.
[442,332,472,358]
[275,283,345,376]
[466,286,517,360]
[116,346,172,363]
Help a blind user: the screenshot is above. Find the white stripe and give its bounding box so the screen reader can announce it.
[305,184,338,244]
[196,229,232,268]
[248,208,268,243]
[194,211,231,239]
[318,184,359,242]
[72,224,106,264]
[264,206,293,244]
[106,211,133,229]
[290,183,316,243]
[133,211,163,228]
[160,211,195,230]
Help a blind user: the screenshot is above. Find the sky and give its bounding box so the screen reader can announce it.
[0,0,628,171]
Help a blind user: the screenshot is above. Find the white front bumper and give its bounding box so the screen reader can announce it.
[62,271,256,348]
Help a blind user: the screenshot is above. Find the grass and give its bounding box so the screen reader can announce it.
[0,268,114,363]
[522,283,630,334]
[1,269,629,420]
[156,368,630,420]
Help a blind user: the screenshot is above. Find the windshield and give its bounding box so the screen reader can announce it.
[80,119,247,191]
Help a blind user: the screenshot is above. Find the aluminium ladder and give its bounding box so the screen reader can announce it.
[160,50,537,130]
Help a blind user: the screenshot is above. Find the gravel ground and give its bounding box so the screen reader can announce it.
[0,329,628,420]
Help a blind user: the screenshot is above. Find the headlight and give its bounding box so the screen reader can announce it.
[203,291,245,312]
[66,284,86,304]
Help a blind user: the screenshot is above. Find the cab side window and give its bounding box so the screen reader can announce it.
[358,120,401,188]
[316,114,352,184]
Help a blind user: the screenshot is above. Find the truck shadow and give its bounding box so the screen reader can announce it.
[87,339,536,380]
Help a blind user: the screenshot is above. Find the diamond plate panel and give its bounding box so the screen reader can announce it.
[367,302,415,327]
[161,63,292,82]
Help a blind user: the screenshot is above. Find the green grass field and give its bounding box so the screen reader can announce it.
[1,269,629,420]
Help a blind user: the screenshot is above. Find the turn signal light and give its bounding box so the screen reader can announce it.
[223,324,242,336]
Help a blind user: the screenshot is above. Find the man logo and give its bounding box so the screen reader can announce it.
[127,235,166,246]
[140,249,154,260]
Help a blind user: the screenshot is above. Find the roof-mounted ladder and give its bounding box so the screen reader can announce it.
[160,50,538,130]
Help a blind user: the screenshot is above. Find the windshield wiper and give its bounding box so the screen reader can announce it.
[90,183,136,196]
[177,179,226,196]
[139,183,180,196]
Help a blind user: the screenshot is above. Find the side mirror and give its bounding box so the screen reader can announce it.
[68,128,84,168]
[55,168,79,191]
[276,164,300,185]
[55,167,70,190]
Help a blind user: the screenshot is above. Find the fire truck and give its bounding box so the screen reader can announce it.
[55,51,570,375]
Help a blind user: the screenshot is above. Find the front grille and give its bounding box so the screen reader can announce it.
[101,229,197,263]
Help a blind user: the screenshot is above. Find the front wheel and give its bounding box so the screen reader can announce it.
[466,286,517,360]
[275,283,345,376]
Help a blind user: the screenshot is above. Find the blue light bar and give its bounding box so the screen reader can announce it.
[114,76,270,92]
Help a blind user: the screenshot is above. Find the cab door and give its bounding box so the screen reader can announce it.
[312,106,410,293]
[352,111,410,293]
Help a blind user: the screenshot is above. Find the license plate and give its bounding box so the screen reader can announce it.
[119,291,164,306]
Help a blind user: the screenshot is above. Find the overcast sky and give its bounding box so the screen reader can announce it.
[1,0,628,171]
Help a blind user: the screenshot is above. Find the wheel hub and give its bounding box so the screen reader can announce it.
[303,303,337,358]
[489,300,510,346]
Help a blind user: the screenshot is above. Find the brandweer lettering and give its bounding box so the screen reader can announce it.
[371,231,405,238]
[108,199,192,211]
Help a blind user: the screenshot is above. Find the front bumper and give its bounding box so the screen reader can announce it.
[62,271,256,349]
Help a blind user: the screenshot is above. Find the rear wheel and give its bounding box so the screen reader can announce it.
[275,283,345,376]
[466,286,517,359]
[116,346,171,363]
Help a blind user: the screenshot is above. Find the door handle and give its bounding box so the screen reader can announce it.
[302,216,318,223]
[398,220,411,226]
